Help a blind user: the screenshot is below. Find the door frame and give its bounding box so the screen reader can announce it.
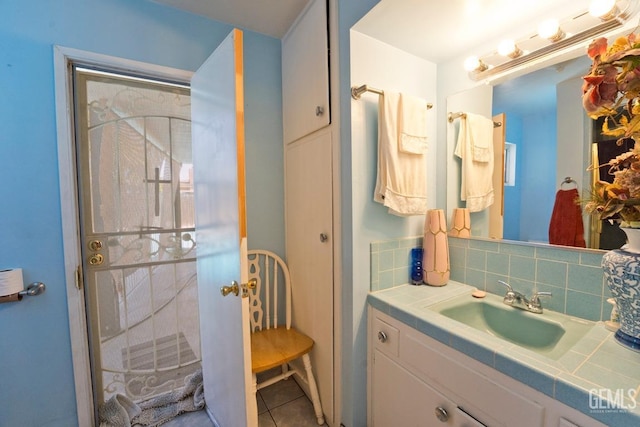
[53,45,193,426]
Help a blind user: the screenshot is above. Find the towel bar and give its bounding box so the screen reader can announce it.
[351,84,433,109]
[448,111,502,128]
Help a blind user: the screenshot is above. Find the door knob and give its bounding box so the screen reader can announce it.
[88,253,104,266]
[221,278,257,298]
[320,233,329,242]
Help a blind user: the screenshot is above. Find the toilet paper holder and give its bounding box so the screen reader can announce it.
[0,282,46,304]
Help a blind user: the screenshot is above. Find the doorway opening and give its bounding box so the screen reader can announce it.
[72,66,200,406]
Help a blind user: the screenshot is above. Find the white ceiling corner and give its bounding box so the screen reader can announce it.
[150,0,311,38]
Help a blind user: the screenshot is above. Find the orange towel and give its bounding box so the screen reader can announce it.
[549,188,586,248]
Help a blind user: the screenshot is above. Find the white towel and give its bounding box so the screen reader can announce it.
[398,93,428,154]
[466,113,494,162]
[374,91,428,216]
[454,112,494,212]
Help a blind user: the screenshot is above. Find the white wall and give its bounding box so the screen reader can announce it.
[349,29,437,425]
[557,76,587,191]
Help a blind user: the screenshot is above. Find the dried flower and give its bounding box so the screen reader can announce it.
[583,33,640,225]
[583,34,640,139]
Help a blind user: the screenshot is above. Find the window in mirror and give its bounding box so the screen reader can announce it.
[504,142,516,187]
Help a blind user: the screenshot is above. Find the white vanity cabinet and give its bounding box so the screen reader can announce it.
[368,307,607,427]
[282,0,330,144]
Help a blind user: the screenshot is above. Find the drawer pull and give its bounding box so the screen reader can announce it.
[435,406,449,422]
[377,331,388,343]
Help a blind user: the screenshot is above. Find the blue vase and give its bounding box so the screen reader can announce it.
[602,249,640,351]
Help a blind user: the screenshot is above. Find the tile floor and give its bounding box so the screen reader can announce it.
[163,376,325,427]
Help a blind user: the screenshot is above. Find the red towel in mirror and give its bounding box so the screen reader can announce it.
[549,188,586,248]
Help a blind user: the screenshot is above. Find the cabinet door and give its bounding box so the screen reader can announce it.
[372,350,471,427]
[285,130,333,422]
[282,0,330,143]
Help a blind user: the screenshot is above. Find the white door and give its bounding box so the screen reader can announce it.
[192,29,256,426]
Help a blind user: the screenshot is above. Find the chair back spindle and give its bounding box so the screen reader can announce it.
[247,250,291,332]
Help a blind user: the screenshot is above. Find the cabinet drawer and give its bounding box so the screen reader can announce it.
[372,316,399,358]
[403,329,544,427]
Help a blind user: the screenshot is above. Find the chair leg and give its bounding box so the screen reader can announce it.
[281,363,289,379]
[250,373,259,425]
[252,373,258,406]
[302,353,324,425]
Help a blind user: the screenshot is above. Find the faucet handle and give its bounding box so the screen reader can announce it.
[498,280,517,304]
[498,280,513,293]
[531,291,552,305]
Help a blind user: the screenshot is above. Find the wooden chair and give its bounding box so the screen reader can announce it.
[247,249,324,425]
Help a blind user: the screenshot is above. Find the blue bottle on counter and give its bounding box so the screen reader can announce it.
[410,247,423,285]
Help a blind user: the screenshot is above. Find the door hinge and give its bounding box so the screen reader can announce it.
[75,265,83,290]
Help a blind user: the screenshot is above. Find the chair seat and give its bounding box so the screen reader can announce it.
[251,327,314,373]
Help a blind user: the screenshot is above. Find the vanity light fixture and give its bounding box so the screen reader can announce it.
[498,39,523,58]
[464,0,640,81]
[537,19,566,42]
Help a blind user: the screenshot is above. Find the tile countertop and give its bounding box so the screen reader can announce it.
[368,281,640,427]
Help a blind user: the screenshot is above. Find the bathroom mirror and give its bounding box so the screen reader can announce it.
[447,55,600,247]
[447,52,630,251]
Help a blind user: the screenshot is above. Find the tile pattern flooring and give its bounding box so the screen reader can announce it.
[163,376,326,427]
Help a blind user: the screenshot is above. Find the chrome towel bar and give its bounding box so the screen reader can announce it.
[351,84,433,109]
[448,111,502,128]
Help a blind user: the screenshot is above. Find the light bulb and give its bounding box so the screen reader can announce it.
[498,39,522,58]
[538,19,565,42]
[464,56,480,71]
[463,56,488,72]
[589,0,618,19]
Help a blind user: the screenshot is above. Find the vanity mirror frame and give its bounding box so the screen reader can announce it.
[445,19,639,252]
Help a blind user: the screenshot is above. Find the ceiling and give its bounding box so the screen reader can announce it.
[151,0,593,62]
[150,0,310,38]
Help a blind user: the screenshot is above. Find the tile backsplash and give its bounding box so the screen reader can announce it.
[370,236,609,321]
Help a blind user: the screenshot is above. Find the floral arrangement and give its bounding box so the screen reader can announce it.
[582,33,640,225]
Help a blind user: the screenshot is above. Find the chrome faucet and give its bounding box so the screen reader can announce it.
[498,281,551,314]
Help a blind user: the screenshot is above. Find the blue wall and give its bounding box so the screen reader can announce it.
[0,1,283,426]
[493,95,557,243]
[520,109,557,243]
[503,116,523,240]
